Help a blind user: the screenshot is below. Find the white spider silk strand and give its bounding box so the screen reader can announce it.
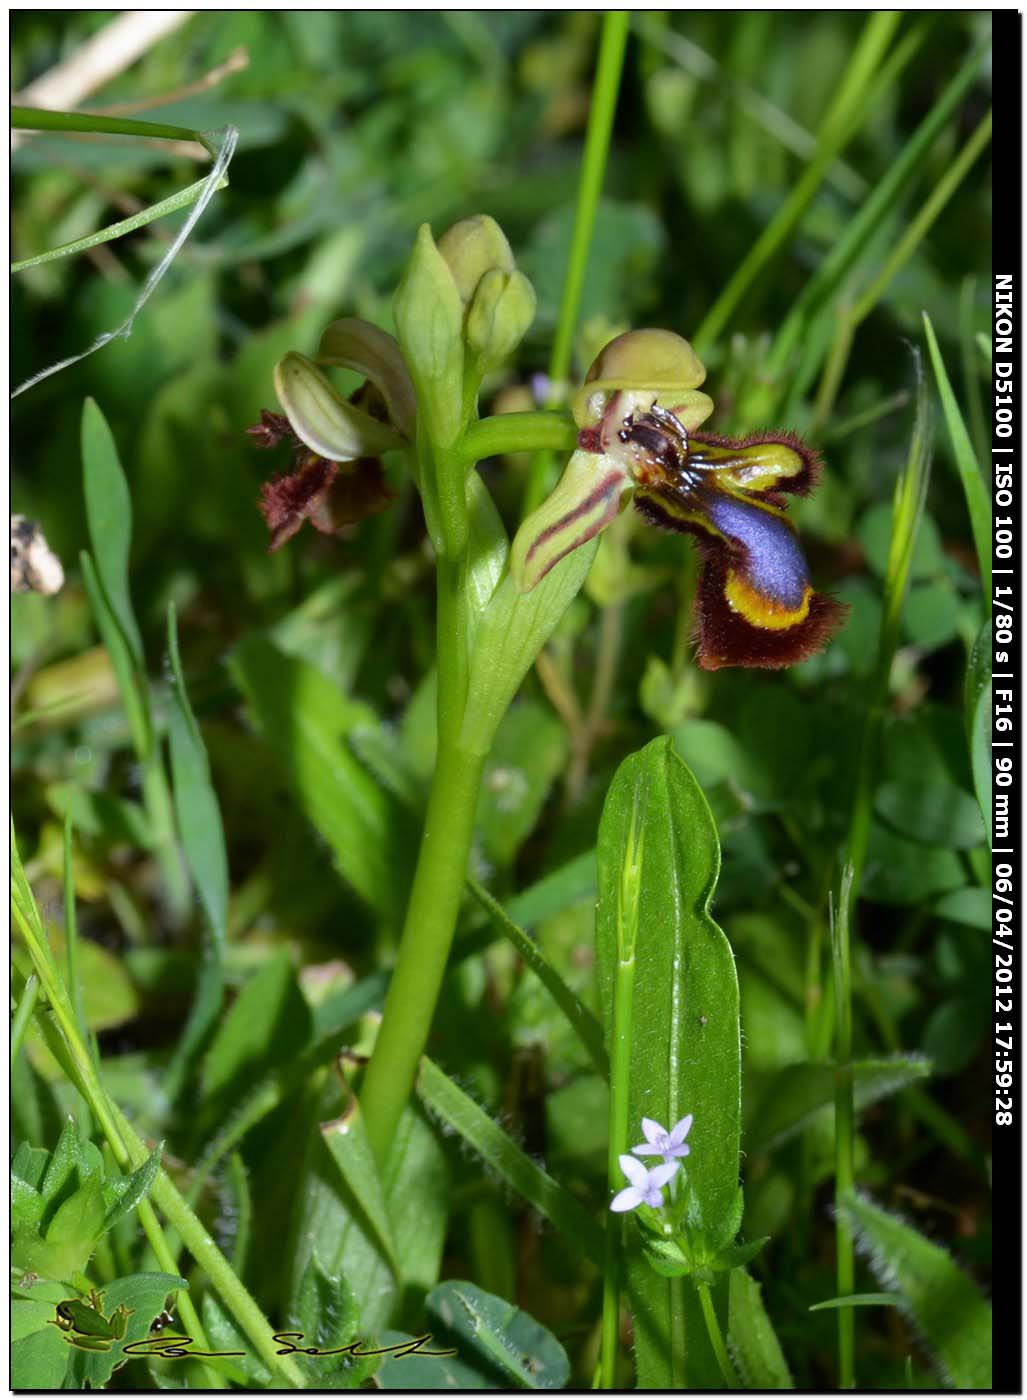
[12,124,238,400]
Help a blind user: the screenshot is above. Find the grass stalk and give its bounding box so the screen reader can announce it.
[693,10,902,351]
[524,10,630,514]
[696,1280,738,1389]
[830,867,857,1389]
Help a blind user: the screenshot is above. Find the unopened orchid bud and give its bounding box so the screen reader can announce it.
[466,267,537,367]
[437,214,516,303]
[393,223,466,446]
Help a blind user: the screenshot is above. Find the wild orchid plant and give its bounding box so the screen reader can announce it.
[248,216,843,1386]
[250,213,844,1166]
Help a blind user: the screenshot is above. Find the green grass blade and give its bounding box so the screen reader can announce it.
[694,10,903,350]
[10,974,39,1069]
[922,311,992,602]
[767,37,989,387]
[837,1191,991,1388]
[12,173,229,274]
[467,876,608,1077]
[11,105,206,146]
[416,1055,604,1266]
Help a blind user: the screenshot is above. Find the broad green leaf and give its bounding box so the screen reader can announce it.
[80,551,151,759]
[964,619,992,842]
[727,1268,793,1389]
[477,701,567,866]
[288,1099,448,1338]
[461,540,599,755]
[748,1056,931,1151]
[287,1255,376,1389]
[903,582,961,650]
[164,605,228,1093]
[862,826,964,905]
[376,1329,487,1389]
[81,398,144,667]
[65,1272,189,1391]
[103,1144,162,1230]
[416,1056,603,1264]
[10,1301,69,1389]
[857,503,944,582]
[229,635,412,920]
[837,1192,991,1388]
[201,953,312,1107]
[596,738,739,1387]
[935,886,989,930]
[424,1280,571,1390]
[321,1102,402,1281]
[12,1174,45,1228]
[922,312,991,599]
[40,1119,83,1203]
[875,780,985,849]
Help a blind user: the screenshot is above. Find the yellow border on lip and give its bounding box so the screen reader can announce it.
[725,570,812,630]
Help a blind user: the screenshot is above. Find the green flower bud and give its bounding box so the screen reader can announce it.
[393,223,465,446]
[437,214,516,303]
[572,328,714,432]
[466,267,537,367]
[273,352,403,462]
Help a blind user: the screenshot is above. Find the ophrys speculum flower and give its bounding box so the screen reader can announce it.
[512,330,847,670]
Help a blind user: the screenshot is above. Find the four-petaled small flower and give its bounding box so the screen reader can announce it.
[632,1114,693,1165]
[610,1154,679,1213]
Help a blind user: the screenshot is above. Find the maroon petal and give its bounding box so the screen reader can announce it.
[258,455,339,552]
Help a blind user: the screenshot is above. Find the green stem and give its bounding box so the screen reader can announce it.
[524,10,629,514]
[548,11,630,388]
[831,869,856,1390]
[360,739,486,1166]
[62,813,87,1042]
[600,797,643,1389]
[459,411,577,465]
[599,948,634,1388]
[11,974,39,1067]
[696,1280,737,1389]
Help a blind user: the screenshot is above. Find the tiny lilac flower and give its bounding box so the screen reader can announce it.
[609,1154,679,1213]
[631,1114,693,1165]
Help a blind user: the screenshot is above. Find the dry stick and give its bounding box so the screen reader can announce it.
[89,46,250,117]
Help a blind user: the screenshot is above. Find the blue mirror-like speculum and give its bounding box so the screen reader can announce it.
[623,408,848,670]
